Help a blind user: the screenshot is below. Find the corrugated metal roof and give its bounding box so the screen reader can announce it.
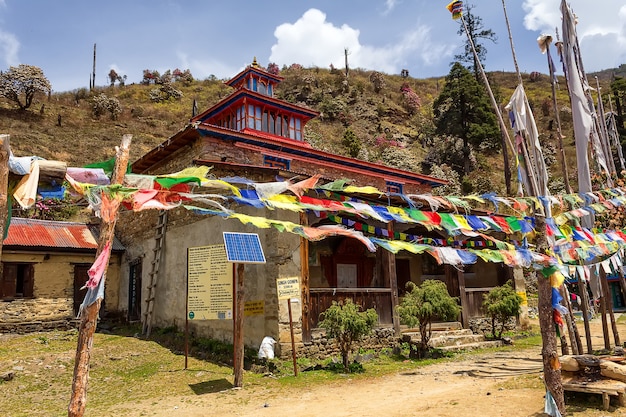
[3,218,124,251]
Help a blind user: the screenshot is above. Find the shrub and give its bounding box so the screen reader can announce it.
[318,299,378,371]
[482,281,522,339]
[342,127,361,157]
[397,280,460,357]
[369,71,386,93]
[149,82,183,103]
[91,93,122,120]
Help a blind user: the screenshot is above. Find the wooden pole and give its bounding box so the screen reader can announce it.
[287,299,298,376]
[459,14,517,179]
[618,269,626,311]
[598,269,611,350]
[562,285,583,354]
[385,222,400,335]
[299,212,311,343]
[559,286,576,355]
[185,248,189,370]
[576,274,593,354]
[600,268,621,347]
[0,135,10,280]
[457,268,469,329]
[68,134,131,417]
[233,263,245,388]
[545,40,572,193]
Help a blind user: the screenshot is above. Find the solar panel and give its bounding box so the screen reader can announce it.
[222,232,266,264]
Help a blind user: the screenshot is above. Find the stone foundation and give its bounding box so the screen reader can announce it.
[469,316,517,335]
[291,327,397,360]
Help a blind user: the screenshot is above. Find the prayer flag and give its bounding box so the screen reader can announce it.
[446,1,463,20]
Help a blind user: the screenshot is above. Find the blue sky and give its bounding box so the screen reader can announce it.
[0,0,624,92]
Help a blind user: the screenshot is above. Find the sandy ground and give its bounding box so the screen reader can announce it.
[104,317,626,417]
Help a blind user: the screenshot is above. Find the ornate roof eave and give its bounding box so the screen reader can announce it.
[191,89,319,124]
[132,122,446,187]
[225,65,284,88]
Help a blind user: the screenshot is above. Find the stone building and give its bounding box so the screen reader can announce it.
[117,60,510,357]
[0,218,124,332]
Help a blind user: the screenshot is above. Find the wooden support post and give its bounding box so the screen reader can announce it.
[598,269,611,350]
[233,263,245,388]
[69,134,131,417]
[287,299,298,376]
[385,222,400,335]
[576,274,593,354]
[299,212,311,343]
[600,269,621,347]
[457,268,469,329]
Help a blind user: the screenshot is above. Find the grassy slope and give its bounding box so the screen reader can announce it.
[0,67,619,193]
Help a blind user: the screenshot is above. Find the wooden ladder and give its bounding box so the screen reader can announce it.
[142,210,168,337]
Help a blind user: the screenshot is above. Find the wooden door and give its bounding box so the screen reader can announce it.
[128,260,142,322]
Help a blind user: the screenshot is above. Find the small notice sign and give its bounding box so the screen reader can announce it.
[276,277,300,300]
[244,300,265,317]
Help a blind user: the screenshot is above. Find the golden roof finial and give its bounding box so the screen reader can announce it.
[251,57,260,68]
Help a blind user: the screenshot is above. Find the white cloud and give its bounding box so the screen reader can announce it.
[177,51,240,81]
[269,8,453,75]
[0,29,19,66]
[383,0,398,15]
[522,0,626,71]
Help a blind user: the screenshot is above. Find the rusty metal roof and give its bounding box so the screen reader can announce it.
[3,218,124,252]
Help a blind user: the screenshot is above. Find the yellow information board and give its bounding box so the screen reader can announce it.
[187,245,233,320]
[277,277,300,300]
[244,300,265,317]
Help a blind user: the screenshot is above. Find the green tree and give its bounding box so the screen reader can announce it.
[342,127,361,157]
[432,62,499,173]
[482,281,522,339]
[397,280,460,357]
[0,64,51,110]
[318,299,378,371]
[454,3,497,81]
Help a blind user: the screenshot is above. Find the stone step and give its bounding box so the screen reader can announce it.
[437,340,504,352]
[402,328,474,339]
[429,333,489,348]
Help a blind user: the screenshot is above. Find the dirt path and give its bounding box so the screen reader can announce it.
[106,348,551,417]
[105,318,626,417]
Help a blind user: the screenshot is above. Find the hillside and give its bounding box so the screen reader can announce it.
[0,65,620,196]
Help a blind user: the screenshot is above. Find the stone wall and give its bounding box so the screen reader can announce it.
[1,252,122,332]
[283,327,397,360]
[0,297,75,333]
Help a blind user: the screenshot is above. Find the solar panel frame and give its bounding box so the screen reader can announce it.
[222,232,267,264]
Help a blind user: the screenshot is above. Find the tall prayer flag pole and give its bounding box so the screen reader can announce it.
[68,134,132,417]
[500,1,564,413]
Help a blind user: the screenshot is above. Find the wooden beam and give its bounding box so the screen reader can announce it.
[68,134,131,417]
[233,263,245,388]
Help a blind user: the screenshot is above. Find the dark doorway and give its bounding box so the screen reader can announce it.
[73,264,90,316]
[128,259,142,322]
